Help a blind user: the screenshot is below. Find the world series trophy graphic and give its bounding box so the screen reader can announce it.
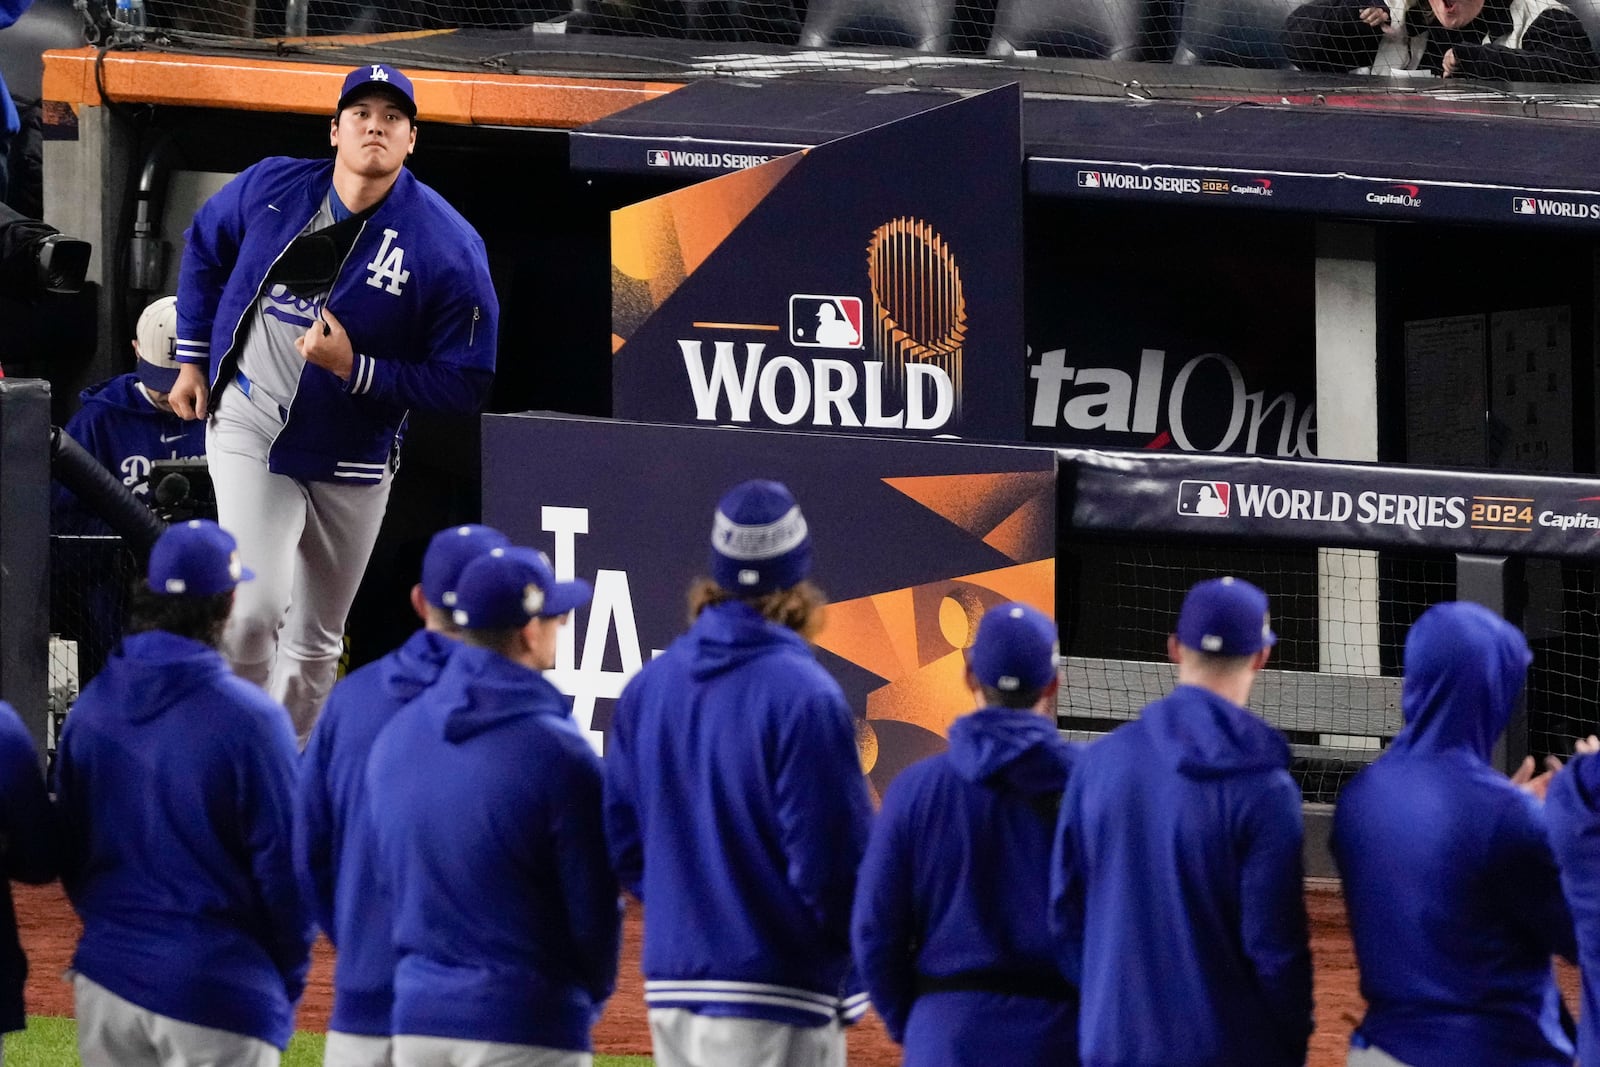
[867,217,968,417]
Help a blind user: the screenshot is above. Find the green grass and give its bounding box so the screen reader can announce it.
[6,1017,653,1065]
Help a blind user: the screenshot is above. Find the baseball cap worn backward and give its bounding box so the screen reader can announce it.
[421,524,510,610]
[968,602,1060,693]
[710,479,813,595]
[337,63,416,119]
[1176,576,1278,656]
[450,546,594,630]
[135,295,181,393]
[146,519,255,597]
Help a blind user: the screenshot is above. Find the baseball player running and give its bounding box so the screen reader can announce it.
[295,523,508,1067]
[1050,576,1312,1067]
[853,602,1077,1066]
[604,479,873,1067]
[367,546,619,1067]
[169,62,499,740]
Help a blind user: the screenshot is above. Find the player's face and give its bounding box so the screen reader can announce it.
[1428,0,1483,29]
[330,92,416,180]
[528,613,569,671]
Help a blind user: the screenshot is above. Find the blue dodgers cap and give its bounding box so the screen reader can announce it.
[146,519,255,597]
[337,63,416,119]
[710,479,813,595]
[1176,576,1277,656]
[968,602,1060,693]
[420,524,510,610]
[451,546,593,630]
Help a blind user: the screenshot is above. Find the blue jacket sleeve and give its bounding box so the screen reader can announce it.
[602,683,644,899]
[0,704,57,886]
[342,236,498,416]
[1496,790,1578,962]
[850,781,916,1044]
[293,710,338,942]
[553,744,623,1009]
[241,707,316,1004]
[176,165,255,370]
[1238,775,1313,1063]
[772,685,873,955]
[0,0,32,33]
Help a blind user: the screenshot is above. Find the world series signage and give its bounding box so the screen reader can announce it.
[611,84,1026,442]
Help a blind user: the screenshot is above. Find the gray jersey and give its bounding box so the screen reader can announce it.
[235,194,338,411]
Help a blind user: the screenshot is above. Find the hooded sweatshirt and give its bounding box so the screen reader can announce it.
[366,642,620,1050]
[0,702,59,1035]
[295,627,455,1036]
[852,708,1077,1067]
[1334,601,1576,1067]
[55,629,310,1049]
[604,599,874,1027]
[52,374,206,536]
[1051,683,1312,1067]
[1545,751,1600,1066]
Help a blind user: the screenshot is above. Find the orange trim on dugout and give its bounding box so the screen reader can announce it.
[42,47,684,128]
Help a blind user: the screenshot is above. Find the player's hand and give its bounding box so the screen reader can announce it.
[297,305,354,381]
[169,362,210,421]
[1511,754,1565,801]
[1576,735,1600,756]
[1358,5,1391,26]
[1442,47,1460,76]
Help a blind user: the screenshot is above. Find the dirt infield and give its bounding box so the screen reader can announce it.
[12,881,1578,1065]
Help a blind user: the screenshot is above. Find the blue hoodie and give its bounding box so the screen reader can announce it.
[294,627,455,1036]
[1051,683,1311,1067]
[0,702,59,1035]
[604,599,874,1027]
[367,643,620,1050]
[853,708,1077,1066]
[55,630,311,1049]
[1546,751,1600,1066]
[1335,601,1575,1067]
[52,374,206,536]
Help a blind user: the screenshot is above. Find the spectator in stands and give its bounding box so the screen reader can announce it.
[853,602,1077,1066]
[1334,601,1576,1066]
[604,479,874,1067]
[0,700,58,1063]
[295,522,507,1067]
[56,520,311,1067]
[52,295,206,536]
[367,545,620,1066]
[1284,0,1599,80]
[1050,576,1312,1067]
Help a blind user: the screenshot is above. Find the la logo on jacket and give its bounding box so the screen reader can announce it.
[366,228,411,295]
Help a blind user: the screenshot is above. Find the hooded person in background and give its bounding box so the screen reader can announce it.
[852,602,1077,1067]
[1334,601,1576,1067]
[1284,0,1599,80]
[55,520,310,1067]
[0,698,58,1065]
[604,479,874,1067]
[1543,731,1600,1067]
[1050,576,1312,1067]
[295,523,508,1067]
[366,545,619,1067]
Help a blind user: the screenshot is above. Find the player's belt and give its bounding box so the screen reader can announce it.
[233,370,288,422]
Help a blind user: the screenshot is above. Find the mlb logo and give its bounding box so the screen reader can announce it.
[1513,197,1538,215]
[1177,481,1231,518]
[1078,171,1102,188]
[647,150,672,167]
[790,295,864,349]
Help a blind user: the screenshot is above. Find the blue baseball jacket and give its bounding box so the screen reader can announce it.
[1546,751,1600,1067]
[176,156,497,484]
[1335,602,1575,1067]
[55,630,311,1049]
[1051,684,1312,1067]
[295,627,456,1037]
[367,643,620,1050]
[852,708,1077,1066]
[604,599,874,1028]
[53,374,206,535]
[0,701,58,1035]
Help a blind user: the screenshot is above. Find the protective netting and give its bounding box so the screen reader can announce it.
[48,532,139,766]
[1056,538,1456,804]
[1525,558,1600,764]
[81,0,1600,85]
